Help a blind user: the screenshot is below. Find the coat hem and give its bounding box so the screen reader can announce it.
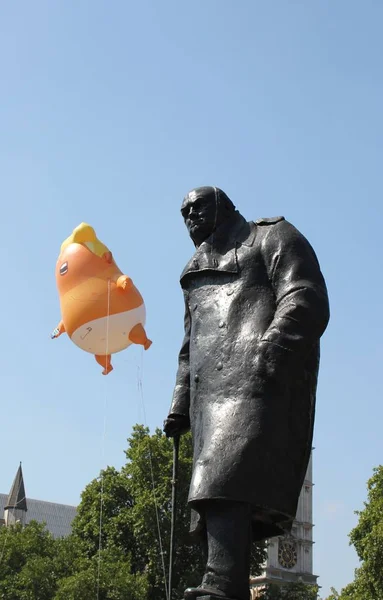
[188,496,296,541]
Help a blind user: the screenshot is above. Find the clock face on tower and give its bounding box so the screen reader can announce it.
[278,539,297,569]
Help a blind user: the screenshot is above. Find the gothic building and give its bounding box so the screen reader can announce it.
[250,452,317,595]
[0,463,77,538]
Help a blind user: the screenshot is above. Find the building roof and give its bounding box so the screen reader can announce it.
[0,493,77,538]
[5,463,27,512]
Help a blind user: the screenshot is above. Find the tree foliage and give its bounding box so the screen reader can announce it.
[323,587,340,600]
[72,425,206,598]
[0,425,266,599]
[258,581,319,600]
[0,522,145,600]
[346,465,383,599]
[123,425,205,596]
[54,546,148,600]
[74,425,266,598]
[0,521,58,600]
[324,465,383,600]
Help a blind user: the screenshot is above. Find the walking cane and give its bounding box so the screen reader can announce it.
[168,434,180,600]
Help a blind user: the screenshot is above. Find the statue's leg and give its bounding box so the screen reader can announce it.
[184,501,252,600]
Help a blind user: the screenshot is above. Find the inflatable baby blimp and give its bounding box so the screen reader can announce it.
[51,223,152,375]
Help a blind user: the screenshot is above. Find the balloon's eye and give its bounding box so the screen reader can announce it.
[60,262,68,276]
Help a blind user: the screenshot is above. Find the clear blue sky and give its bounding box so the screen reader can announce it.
[1,1,382,597]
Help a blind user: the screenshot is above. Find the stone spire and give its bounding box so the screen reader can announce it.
[4,463,27,526]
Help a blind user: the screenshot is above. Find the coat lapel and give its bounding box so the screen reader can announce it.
[180,215,256,282]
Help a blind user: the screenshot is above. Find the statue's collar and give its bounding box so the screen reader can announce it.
[202,212,255,249]
[180,213,255,282]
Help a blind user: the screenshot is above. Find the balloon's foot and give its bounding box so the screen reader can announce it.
[129,323,152,350]
[144,338,152,350]
[102,365,113,375]
[95,354,113,375]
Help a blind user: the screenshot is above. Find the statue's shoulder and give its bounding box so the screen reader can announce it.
[255,216,285,226]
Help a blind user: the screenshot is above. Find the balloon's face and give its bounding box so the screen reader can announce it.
[55,243,112,295]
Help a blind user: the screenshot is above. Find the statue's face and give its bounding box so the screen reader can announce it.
[181,190,219,246]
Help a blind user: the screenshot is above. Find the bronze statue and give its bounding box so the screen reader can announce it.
[164,186,330,600]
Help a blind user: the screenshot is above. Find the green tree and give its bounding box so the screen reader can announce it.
[338,466,383,600]
[53,546,148,600]
[123,425,204,597]
[258,581,319,599]
[0,425,267,599]
[323,466,383,600]
[70,465,135,557]
[0,521,144,600]
[349,465,383,598]
[73,425,266,599]
[323,587,340,600]
[0,520,59,600]
[72,425,203,598]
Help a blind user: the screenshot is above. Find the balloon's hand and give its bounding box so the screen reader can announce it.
[117,275,133,291]
[163,414,190,438]
[51,321,65,339]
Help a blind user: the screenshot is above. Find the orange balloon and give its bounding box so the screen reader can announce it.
[51,223,152,375]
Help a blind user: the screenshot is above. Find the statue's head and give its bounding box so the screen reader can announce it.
[181,186,236,246]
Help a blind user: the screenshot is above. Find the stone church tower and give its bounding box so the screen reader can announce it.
[250,452,317,595]
[3,463,28,526]
[1,463,76,537]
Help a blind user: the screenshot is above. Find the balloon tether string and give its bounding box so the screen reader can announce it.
[96,278,111,600]
[137,350,169,600]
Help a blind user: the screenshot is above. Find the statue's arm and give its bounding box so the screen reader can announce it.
[164,291,191,436]
[259,220,330,369]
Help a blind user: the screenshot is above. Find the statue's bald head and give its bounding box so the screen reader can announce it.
[181,186,236,246]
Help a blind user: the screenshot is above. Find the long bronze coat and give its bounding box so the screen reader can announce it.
[169,212,329,539]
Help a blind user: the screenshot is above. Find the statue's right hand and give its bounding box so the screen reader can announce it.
[163,414,190,438]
